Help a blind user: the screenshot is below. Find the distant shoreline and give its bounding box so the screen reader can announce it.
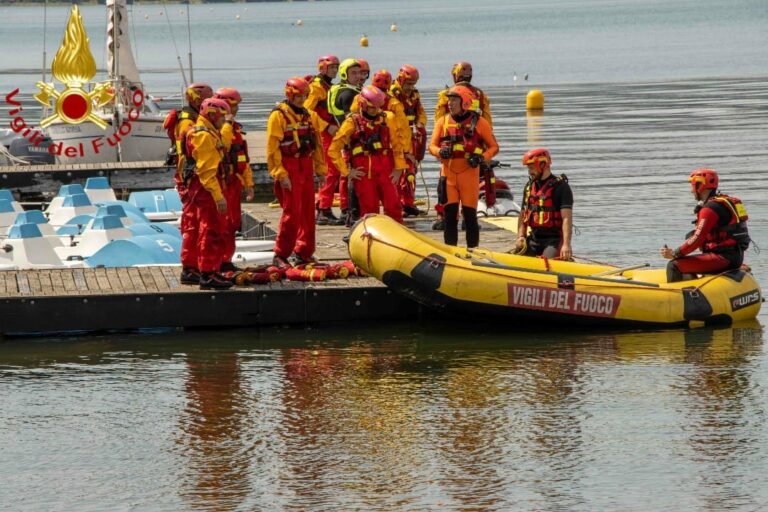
[0,1,305,5]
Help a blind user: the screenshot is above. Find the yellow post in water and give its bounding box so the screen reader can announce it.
[526,89,544,111]
[360,35,369,47]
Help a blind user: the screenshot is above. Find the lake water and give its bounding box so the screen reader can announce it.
[1,1,768,510]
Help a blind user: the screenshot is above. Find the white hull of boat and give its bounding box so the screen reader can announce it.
[46,116,168,164]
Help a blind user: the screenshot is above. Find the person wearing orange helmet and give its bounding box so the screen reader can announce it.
[214,87,253,272]
[357,58,370,85]
[267,77,328,268]
[329,85,407,223]
[660,169,750,282]
[514,148,573,260]
[179,97,233,290]
[434,61,492,126]
[163,83,214,177]
[429,85,498,248]
[391,64,427,217]
[317,58,364,225]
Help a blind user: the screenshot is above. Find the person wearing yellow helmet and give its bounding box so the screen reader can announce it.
[660,168,750,282]
[318,58,364,225]
[434,61,492,126]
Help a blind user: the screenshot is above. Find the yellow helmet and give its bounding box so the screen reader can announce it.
[338,58,360,81]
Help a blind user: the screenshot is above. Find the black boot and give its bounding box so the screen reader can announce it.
[180,267,200,285]
[199,272,233,290]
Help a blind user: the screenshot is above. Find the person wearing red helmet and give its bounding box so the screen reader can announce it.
[357,58,370,85]
[179,97,233,290]
[514,148,573,260]
[214,87,253,272]
[164,82,214,177]
[434,61,492,126]
[391,64,427,217]
[267,77,328,268]
[660,169,750,282]
[428,85,498,248]
[328,85,407,223]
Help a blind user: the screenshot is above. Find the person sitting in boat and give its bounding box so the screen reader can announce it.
[267,77,328,269]
[180,97,233,290]
[216,87,253,273]
[432,61,493,231]
[329,85,407,224]
[429,85,499,248]
[661,168,750,282]
[513,148,573,260]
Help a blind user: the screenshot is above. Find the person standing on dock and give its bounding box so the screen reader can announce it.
[180,98,234,290]
[661,168,750,282]
[329,85,407,223]
[391,64,427,218]
[317,58,363,226]
[166,83,214,187]
[432,62,492,231]
[216,87,253,273]
[513,148,573,260]
[429,85,499,248]
[267,77,328,268]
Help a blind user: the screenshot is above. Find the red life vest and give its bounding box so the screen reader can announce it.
[702,194,750,252]
[163,106,198,144]
[521,174,568,231]
[274,102,316,159]
[439,113,484,160]
[348,112,392,168]
[226,121,250,176]
[310,75,334,124]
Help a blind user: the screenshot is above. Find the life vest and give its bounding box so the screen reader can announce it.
[521,174,568,231]
[348,112,392,167]
[310,75,334,124]
[163,106,198,144]
[327,82,360,119]
[702,194,750,252]
[273,102,316,159]
[226,121,249,176]
[392,86,426,161]
[181,125,226,185]
[439,112,484,160]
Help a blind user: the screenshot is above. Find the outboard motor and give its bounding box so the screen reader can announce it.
[10,135,54,164]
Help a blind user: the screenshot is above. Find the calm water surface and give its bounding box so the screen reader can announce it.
[1,0,768,510]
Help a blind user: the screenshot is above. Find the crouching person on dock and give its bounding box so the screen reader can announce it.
[429,85,498,248]
[180,98,233,290]
[513,148,573,260]
[661,168,750,282]
[328,85,407,223]
[267,77,328,269]
[215,87,253,272]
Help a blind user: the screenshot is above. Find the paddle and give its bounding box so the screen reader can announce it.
[590,263,650,277]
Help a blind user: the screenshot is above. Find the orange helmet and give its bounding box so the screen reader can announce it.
[317,54,339,75]
[689,168,719,193]
[445,85,476,112]
[213,87,241,108]
[285,77,310,101]
[451,61,472,83]
[357,85,387,110]
[522,148,552,168]
[397,64,419,85]
[185,82,213,107]
[371,69,392,91]
[357,58,370,77]
[200,98,230,124]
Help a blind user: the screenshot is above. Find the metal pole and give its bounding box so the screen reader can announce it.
[186,0,193,83]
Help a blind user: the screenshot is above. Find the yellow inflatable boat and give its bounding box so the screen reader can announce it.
[348,215,762,328]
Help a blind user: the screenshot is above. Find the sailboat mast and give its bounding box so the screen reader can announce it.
[111,0,123,162]
[42,0,47,83]
[186,0,194,82]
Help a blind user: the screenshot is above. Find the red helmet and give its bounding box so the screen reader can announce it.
[357,85,386,110]
[317,54,339,75]
[213,87,241,107]
[185,82,213,107]
[284,77,310,101]
[372,69,392,91]
[200,97,231,124]
[451,61,473,83]
[445,85,476,112]
[397,64,419,85]
[689,168,719,193]
[522,148,552,168]
[357,58,370,77]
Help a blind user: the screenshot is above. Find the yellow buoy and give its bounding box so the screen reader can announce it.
[296,19,303,26]
[390,23,398,32]
[360,35,369,47]
[526,89,544,111]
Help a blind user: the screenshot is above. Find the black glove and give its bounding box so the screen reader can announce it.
[467,154,483,168]
[439,146,452,159]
